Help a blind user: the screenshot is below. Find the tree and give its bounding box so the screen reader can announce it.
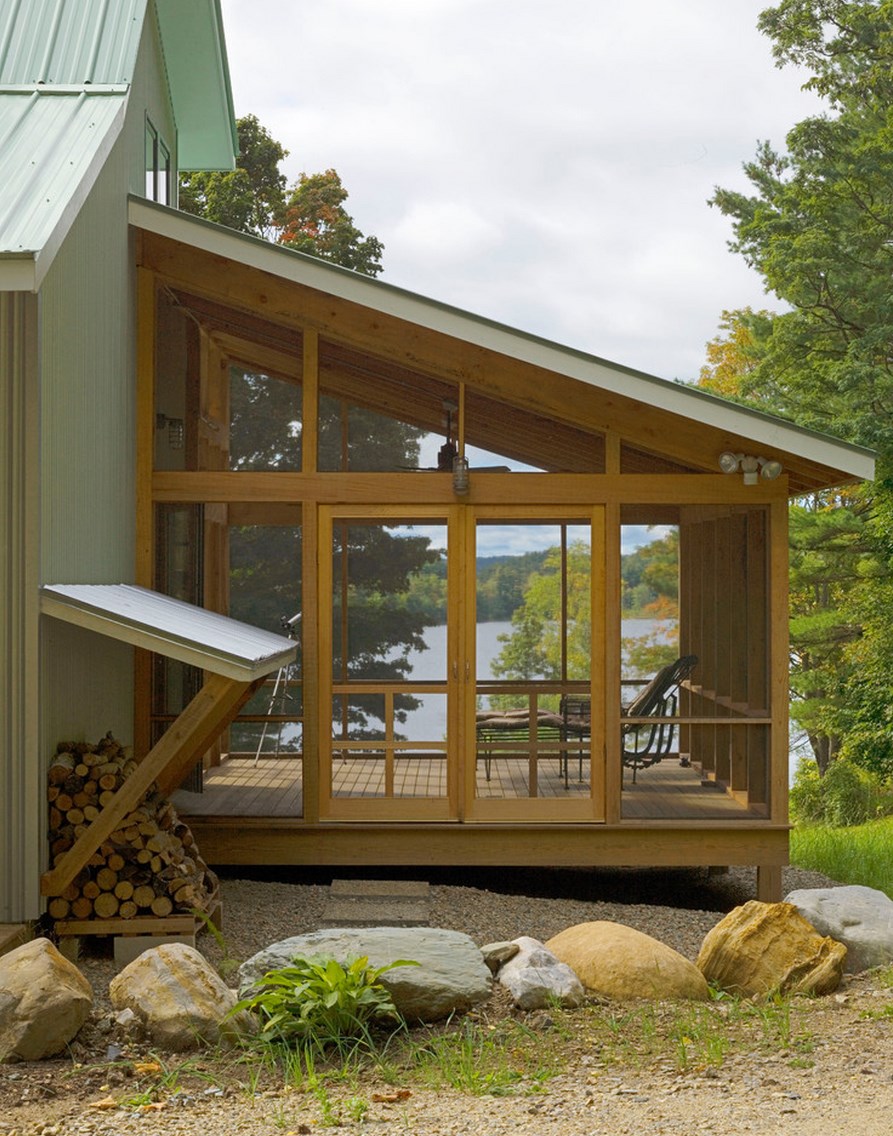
[180,118,424,734]
[709,1,893,452]
[708,0,893,774]
[787,493,868,773]
[699,309,776,404]
[491,541,592,696]
[179,115,287,239]
[280,170,384,276]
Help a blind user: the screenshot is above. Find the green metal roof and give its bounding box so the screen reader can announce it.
[0,0,144,84]
[155,0,237,171]
[0,88,127,276]
[0,0,236,286]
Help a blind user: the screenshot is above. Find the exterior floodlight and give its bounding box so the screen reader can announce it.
[760,458,783,480]
[718,451,784,485]
[740,455,760,485]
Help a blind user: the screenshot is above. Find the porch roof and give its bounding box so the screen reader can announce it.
[39,584,296,681]
[131,198,876,495]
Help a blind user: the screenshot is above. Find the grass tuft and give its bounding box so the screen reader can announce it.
[790,815,893,898]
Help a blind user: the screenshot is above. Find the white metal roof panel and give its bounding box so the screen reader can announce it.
[0,88,126,282]
[130,198,877,486]
[0,0,145,85]
[40,584,297,681]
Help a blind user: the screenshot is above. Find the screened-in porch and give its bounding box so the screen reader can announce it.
[131,199,871,899]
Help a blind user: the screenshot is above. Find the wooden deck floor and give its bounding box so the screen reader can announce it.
[171,755,759,821]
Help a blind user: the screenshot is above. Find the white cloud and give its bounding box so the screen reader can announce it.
[219,0,822,380]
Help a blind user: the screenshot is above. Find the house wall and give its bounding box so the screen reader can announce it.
[0,292,41,922]
[14,9,179,922]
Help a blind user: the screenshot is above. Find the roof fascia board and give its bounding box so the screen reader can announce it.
[129,198,876,484]
[0,254,37,291]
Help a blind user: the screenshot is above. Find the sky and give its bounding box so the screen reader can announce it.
[217,0,823,385]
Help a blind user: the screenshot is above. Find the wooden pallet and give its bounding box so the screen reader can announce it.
[55,906,219,967]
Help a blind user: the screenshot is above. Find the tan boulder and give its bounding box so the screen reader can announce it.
[0,938,93,1061]
[545,921,710,1001]
[697,901,846,997]
[110,943,254,1052]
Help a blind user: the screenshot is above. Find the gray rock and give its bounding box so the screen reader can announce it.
[480,940,521,975]
[0,939,93,1062]
[238,927,492,1022]
[109,943,254,1052]
[784,885,893,973]
[497,936,584,1010]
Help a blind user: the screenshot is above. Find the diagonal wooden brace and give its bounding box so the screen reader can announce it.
[41,673,260,897]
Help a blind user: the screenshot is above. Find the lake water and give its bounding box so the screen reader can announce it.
[395,618,669,741]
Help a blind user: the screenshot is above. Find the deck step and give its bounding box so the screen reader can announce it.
[320,879,430,928]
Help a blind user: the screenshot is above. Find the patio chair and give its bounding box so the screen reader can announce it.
[475,709,570,788]
[622,654,698,781]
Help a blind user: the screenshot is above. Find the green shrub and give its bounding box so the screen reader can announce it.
[790,758,887,827]
[233,954,415,1050]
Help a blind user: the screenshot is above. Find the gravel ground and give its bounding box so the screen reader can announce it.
[4,864,893,1136]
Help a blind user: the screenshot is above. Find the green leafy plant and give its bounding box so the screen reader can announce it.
[790,758,887,827]
[233,954,416,1050]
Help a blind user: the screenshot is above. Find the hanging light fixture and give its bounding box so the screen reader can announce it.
[718,451,783,485]
[452,454,470,495]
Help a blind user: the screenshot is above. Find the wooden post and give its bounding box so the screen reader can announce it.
[134,268,157,756]
[768,495,790,824]
[756,863,782,903]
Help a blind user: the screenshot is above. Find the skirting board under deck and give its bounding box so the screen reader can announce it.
[182,820,790,902]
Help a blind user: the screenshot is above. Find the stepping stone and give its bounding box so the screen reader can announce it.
[321,879,430,927]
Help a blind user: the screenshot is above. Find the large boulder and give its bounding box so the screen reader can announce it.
[109,943,253,1052]
[697,901,846,996]
[497,936,584,1010]
[784,885,893,974]
[545,921,710,1001]
[0,939,93,1062]
[238,927,491,1022]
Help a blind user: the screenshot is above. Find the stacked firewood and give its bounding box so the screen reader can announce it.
[46,732,218,922]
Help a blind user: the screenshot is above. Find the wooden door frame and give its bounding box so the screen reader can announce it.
[317,504,462,821]
[463,504,606,823]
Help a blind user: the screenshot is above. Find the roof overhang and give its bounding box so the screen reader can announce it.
[0,89,128,291]
[130,197,876,493]
[154,0,237,171]
[40,583,296,681]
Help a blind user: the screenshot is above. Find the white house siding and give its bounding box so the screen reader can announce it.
[0,291,41,922]
[130,2,178,198]
[34,11,178,905]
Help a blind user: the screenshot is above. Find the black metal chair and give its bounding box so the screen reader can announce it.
[475,709,570,788]
[621,654,698,781]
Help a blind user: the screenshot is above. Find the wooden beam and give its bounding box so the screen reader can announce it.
[40,673,258,897]
[138,233,841,492]
[182,817,791,874]
[134,268,156,756]
[151,470,787,507]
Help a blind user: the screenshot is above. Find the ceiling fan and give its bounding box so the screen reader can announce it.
[406,400,510,475]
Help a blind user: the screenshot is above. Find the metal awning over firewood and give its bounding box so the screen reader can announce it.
[38,584,297,898]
